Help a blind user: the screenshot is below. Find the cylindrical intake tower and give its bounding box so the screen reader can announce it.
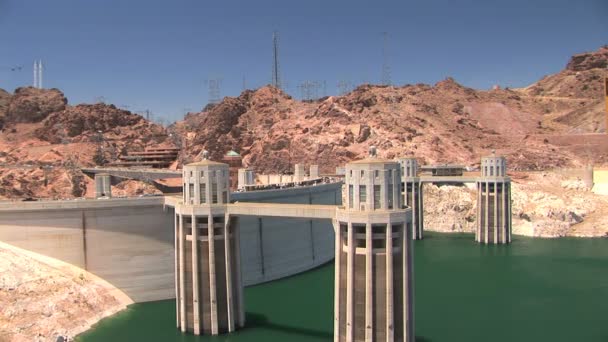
[175,153,244,335]
[476,154,512,244]
[237,168,255,190]
[334,155,414,342]
[94,173,112,198]
[397,157,423,240]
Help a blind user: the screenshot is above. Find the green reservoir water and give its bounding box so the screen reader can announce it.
[78,233,608,342]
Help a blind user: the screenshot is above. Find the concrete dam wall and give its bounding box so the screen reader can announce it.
[232,182,341,286]
[0,198,174,303]
[0,182,341,303]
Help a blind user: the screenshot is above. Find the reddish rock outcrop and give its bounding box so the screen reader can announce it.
[35,103,165,145]
[5,87,67,125]
[0,89,10,129]
[566,45,608,72]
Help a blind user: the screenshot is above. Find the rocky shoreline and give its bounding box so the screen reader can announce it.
[422,172,608,238]
[0,242,132,342]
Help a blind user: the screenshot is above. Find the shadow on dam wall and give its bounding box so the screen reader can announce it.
[0,182,342,303]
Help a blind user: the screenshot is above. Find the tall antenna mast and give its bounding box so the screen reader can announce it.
[39,60,43,89]
[33,60,38,88]
[272,31,282,90]
[381,32,391,86]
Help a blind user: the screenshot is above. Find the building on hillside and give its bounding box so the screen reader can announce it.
[109,147,180,169]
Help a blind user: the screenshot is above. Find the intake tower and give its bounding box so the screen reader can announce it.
[334,148,414,342]
[476,154,511,244]
[174,152,244,335]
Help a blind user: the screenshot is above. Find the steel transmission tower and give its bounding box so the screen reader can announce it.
[381,32,391,86]
[204,78,222,104]
[271,31,282,90]
[337,80,353,96]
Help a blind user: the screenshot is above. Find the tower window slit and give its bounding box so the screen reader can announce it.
[387,183,394,209]
[200,183,206,204]
[359,185,367,203]
[374,185,381,209]
[212,183,218,203]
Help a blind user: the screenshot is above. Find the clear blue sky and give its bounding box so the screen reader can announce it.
[1,0,606,123]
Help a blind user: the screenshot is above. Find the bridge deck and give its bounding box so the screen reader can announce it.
[227,202,337,220]
[81,167,182,180]
[418,176,478,184]
[0,197,164,212]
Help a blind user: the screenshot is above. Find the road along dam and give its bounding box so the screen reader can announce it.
[0,182,342,303]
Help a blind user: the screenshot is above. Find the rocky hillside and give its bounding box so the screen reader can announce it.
[1,46,606,199]
[173,46,608,173]
[0,87,171,199]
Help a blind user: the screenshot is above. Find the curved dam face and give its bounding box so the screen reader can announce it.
[0,182,341,303]
[232,182,341,286]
